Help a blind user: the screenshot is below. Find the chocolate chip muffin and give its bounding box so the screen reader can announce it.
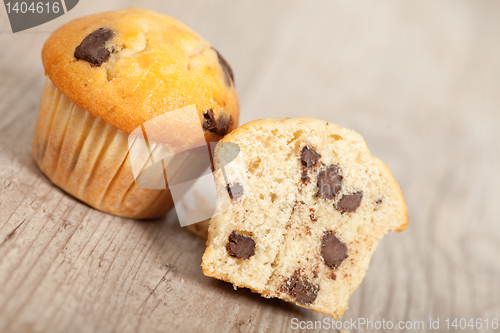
[202,118,407,318]
[33,8,239,219]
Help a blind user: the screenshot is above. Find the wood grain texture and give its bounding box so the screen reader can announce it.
[1,0,499,332]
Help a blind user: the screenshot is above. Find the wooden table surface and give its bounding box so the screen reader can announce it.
[1,1,499,332]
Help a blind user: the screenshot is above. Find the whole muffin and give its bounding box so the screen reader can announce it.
[33,8,239,219]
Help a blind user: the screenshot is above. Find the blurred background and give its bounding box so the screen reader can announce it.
[1,0,499,332]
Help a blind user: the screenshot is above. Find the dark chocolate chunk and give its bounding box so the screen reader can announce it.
[219,115,232,135]
[321,231,348,269]
[301,170,310,183]
[226,231,255,259]
[202,109,231,136]
[310,214,318,222]
[337,192,363,212]
[317,165,342,199]
[301,146,321,169]
[214,48,234,86]
[74,28,113,67]
[291,279,319,305]
[202,109,218,133]
[283,271,319,305]
[227,183,244,202]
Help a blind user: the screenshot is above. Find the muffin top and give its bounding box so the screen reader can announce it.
[42,8,239,146]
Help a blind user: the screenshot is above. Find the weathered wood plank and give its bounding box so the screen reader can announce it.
[1,0,499,332]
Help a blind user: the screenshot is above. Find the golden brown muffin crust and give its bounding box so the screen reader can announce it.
[42,8,239,145]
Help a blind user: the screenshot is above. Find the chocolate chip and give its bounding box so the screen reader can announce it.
[317,165,342,199]
[337,192,363,212]
[227,183,244,202]
[321,231,348,269]
[226,231,255,259]
[202,109,231,136]
[301,146,321,169]
[202,109,218,133]
[217,117,231,136]
[74,28,113,67]
[300,170,310,183]
[282,271,319,305]
[375,198,383,204]
[213,48,234,86]
[310,214,318,222]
